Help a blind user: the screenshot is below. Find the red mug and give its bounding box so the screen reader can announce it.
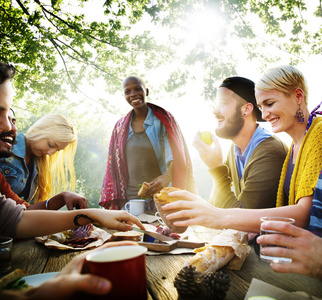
[85,245,148,300]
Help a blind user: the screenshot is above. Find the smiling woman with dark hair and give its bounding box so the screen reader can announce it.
[99,75,197,210]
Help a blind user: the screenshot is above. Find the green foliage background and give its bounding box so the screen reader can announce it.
[1,0,321,207]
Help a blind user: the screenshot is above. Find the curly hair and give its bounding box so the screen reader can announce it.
[0,62,15,84]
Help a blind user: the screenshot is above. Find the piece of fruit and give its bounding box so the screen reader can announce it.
[200,131,213,145]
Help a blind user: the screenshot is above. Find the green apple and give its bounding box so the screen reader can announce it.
[200,131,213,145]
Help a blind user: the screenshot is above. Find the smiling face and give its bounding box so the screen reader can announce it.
[0,80,17,157]
[213,87,245,139]
[256,88,299,134]
[123,77,148,109]
[0,108,17,157]
[29,138,70,157]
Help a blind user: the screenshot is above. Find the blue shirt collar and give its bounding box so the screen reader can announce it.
[234,124,271,158]
[128,106,153,134]
[12,132,26,159]
[234,124,272,179]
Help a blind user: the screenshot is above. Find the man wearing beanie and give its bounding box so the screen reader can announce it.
[193,76,288,208]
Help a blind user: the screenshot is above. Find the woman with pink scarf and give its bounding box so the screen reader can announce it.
[99,76,197,210]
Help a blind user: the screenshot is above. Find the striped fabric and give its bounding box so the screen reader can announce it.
[307,170,322,236]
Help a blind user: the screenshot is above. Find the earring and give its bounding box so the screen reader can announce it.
[294,105,304,124]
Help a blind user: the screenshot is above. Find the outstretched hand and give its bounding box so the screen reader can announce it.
[161,189,222,229]
[95,210,146,231]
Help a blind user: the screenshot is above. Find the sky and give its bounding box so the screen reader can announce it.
[79,1,322,151]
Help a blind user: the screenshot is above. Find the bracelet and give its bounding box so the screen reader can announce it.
[73,214,94,227]
[45,198,51,210]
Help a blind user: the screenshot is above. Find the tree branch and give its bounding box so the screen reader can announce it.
[16,0,30,16]
[226,0,305,62]
[34,0,131,52]
[53,37,120,80]
[50,39,112,111]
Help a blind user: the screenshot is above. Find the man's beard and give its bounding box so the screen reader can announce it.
[215,107,245,139]
[0,132,16,157]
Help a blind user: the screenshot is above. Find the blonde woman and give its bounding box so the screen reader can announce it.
[0,113,87,209]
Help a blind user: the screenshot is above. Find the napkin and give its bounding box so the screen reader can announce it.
[245,278,322,300]
[35,225,110,250]
[137,213,158,223]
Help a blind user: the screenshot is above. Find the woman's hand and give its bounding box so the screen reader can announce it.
[93,210,146,231]
[257,222,322,280]
[49,192,88,210]
[147,161,174,194]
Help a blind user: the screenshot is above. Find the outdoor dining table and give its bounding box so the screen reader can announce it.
[11,231,322,300]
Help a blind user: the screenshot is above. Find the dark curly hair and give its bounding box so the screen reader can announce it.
[0,62,15,84]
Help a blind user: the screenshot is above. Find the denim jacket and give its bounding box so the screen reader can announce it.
[0,132,38,203]
[127,106,173,174]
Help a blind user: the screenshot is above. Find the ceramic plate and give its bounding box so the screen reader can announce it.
[22,272,58,287]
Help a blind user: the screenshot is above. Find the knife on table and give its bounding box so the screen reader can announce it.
[132,228,206,248]
[132,227,173,242]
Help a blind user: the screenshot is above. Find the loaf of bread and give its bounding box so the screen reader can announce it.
[183,245,235,274]
[153,187,188,234]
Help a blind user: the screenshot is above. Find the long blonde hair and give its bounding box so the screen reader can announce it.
[25,114,77,203]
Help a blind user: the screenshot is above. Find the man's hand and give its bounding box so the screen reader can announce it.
[257,222,322,280]
[6,242,138,300]
[162,189,222,229]
[193,131,224,169]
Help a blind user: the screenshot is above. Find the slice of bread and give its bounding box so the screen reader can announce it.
[137,182,150,197]
[109,231,142,242]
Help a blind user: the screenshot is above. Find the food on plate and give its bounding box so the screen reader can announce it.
[49,231,70,244]
[184,245,235,274]
[48,224,98,248]
[138,182,151,197]
[156,225,181,239]
[109,231,142,242]
[71,224,94,239]
[65,237,98,248]
[0,269,29,291]
[153,187,188,234]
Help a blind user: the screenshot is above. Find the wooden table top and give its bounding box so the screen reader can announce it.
[11,235,322,300]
